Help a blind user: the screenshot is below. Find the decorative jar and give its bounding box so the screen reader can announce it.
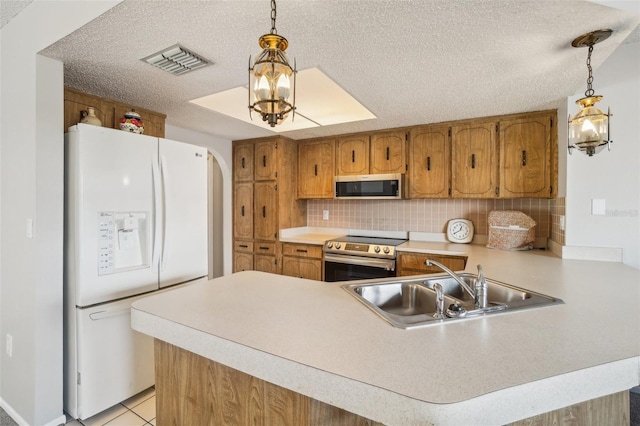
[120,109,144,134]
[80,107,102,126]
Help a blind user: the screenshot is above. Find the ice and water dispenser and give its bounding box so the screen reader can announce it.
[98,212,150,275]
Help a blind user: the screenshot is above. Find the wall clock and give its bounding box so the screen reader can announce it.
[446,219,474,243]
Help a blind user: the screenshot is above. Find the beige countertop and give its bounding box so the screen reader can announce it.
[132,245,640,425]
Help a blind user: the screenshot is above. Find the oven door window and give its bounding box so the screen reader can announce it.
[324,258,396,282]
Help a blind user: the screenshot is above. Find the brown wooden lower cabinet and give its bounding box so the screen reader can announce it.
[154,340,630,426]
[397,252,468,276]
[154,340,382,425]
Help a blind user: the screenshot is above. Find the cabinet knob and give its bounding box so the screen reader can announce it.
[522,150,527,166]
[352,150,355,163]
[426,156,431,171]
[386,146,390,161]
[471,153,476,169]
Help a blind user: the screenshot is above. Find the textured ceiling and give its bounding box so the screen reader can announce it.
[40,0,640,142]
[0,0,32,29]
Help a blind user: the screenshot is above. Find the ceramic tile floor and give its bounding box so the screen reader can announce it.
[65,387,156,426]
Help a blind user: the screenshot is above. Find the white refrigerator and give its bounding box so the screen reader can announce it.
[64,124,208,420]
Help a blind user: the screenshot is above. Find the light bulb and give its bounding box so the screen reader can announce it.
[254,75,271,101]
[276,74,290,99]
[579,118,598,143]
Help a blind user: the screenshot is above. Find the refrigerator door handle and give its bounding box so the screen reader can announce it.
[152,158,163,269]
[88,307,130,321]
[160,155,168,271]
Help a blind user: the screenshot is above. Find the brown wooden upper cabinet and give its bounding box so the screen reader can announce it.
[254,140,278,181]
[233,182,253,239]
[499,113,554,198]
[451,121,498,198]
[370,130,408,174]
[298,138,336,199]
[233,141,254,182]
[336,135,369,175]
[408,125,450,198]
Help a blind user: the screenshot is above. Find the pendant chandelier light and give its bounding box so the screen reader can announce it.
[248,0,296,127]
[568,29,613,157]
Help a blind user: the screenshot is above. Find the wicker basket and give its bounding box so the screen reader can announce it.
[487,210,536,250]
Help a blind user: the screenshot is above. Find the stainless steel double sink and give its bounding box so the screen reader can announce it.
[343,273,563,329]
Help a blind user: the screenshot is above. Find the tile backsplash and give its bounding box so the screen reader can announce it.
[308,198,552,240]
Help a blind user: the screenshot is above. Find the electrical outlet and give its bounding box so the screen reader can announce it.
[6,334,13,357]
[322,210,329,220]
[559,215,565,231]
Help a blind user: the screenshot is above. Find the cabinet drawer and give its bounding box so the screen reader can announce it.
[254,242,277,255]
[281,243,323,259]
[397,253,467,273]
[234,240,254,253]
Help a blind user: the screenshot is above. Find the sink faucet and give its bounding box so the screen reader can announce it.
[425,259,475,299]
[425,259,488,310]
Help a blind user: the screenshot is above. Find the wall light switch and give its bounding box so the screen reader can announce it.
[322,210,330,220]
[559,215,565,231]
[26,218,33,238]
[6,334,13,357]
[592,199,606,216]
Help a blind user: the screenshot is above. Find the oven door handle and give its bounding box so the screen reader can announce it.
[324,254,395,271]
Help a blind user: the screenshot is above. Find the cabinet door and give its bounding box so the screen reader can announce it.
[233,252,253,272]
[233,142,254,182]
[370,131,407,174]
[254,255,278,274]
[499,114,553,198]
[409,125,450,198]
[254,141,277,180]
[254,181,277,241]
[298,139,335,199]
[397,253,467,276]
[337,135,369,175]
[451,122,498,198]
[282,257,322,280]
[233,183,253,239]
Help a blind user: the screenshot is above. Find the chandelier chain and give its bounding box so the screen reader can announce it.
[585,44,594,97]
[270,0,277,34]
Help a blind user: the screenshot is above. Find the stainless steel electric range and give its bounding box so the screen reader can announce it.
[323,235,408,282]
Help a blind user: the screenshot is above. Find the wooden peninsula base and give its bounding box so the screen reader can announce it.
[154,340,630,425]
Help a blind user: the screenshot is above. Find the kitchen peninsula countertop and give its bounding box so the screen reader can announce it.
[131,246,640,425]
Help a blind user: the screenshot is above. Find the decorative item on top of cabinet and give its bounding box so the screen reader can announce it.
[119,109,144,134]
[80,107,102,126]
[498,112,556,198]
[408,124,450,198]
[370,130,408,174]
[450,120,498,198]
[396,252,468,277]
[281,243,323,280]
[336,134,369,175]
[64,87,166,137]
[298,138,336,199]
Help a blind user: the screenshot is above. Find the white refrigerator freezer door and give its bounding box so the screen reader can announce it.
[66,124,160,306]
[158,138,208,287]
[74,295,154,420]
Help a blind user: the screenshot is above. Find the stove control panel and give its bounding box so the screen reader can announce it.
[324,241,397,258]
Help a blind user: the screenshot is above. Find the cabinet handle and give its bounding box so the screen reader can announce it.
[522,150,527,166]
[386,147,390,161]
[241,157,245,169]
[239,244,248,248]
[296,249,308,253]
[314,164,318,176]
[352,150,355,163]
[241,205,245,216]
[259,246,269,250]
[262,206,266,218]
[426,156,431,171]
[471,154,476,169]
[263,155,266,167]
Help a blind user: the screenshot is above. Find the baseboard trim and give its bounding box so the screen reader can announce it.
[0,397,65,426]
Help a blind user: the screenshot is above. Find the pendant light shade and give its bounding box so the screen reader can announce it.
[249,0,296,127]
[568,29,613,157]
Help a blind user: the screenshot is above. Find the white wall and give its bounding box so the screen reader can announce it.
[165,124,233,276]
[565,40,640,269]
[0,3,122,425]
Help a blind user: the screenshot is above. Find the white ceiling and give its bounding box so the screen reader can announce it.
[33,1,640,141]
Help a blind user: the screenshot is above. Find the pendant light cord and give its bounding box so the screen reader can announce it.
[585,44,594,97]
[270,0,278,35]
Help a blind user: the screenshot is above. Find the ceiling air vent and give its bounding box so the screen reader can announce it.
[142,44,211,76]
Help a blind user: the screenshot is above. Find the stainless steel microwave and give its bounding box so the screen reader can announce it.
[334,174,404,199]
